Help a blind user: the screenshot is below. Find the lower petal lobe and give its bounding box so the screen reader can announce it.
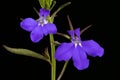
[72,46,89,70]
[55,43,74,61]
[82,40,104,57]
[43,23,57,36]
[30,26,43,43]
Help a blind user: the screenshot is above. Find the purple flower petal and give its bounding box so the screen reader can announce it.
[55,43,74,61]
[82,40,104,57]
[42,23,57,36]
[72,45,89,70]
[74,28,80,38]
[30,26,43,43]
[20,18,37,32]
[40,8,50,18]
[67,30,74,38]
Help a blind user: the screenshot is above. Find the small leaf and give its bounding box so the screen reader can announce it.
[45,0,53,9]
[46,0,50,9]
[44,47,50,60]
[49,0,53,7]
[3,45,51,64]
[50,1,56,10]
[38,0,45,8]
[38,0,53,9]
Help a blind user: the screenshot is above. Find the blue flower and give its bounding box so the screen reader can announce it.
[55,28,104,70]
[20,8,57,43]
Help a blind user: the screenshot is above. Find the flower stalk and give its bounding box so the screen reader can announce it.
[57,61,69,80]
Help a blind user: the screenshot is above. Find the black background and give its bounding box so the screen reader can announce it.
[0,0,118,80]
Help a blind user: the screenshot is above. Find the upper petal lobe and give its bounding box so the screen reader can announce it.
[40,8,50,18]
[67,30,74,38]
[74,28,80,38]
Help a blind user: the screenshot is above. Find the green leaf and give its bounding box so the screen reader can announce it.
[43,47,50,60]
[46,0,50,9]
[50,1,56,10]
[38,0,53,9]
[3,45,51,64]
[49,0,53,6]
[38,0,45,8]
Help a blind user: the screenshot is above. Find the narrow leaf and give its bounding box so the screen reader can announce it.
[44,47,50,60]
[38,0,45,8]
[3,45,51,64]
[50,1,56,10]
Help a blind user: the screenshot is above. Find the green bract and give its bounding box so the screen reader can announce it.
[38,0,53,9]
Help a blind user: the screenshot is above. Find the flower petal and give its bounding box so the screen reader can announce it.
[72,46,89,70]
[42,23,57,36]
[55,43,74,61]
[82,40,104,57]
[67,30,74,38]
[74,28,80,38]
[30,26,43,43]
[20,18,37,32]
[40,8,50,18]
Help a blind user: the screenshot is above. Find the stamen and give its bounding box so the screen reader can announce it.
[72,36,82,47]
[37,17,48,27]
[79,43,82,47]
[75,43,77,47]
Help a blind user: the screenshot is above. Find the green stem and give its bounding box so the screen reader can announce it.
[50,34,56,80]
[57,61,69,80]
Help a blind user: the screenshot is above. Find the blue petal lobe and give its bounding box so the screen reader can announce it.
[42,23,57,36]
[30,26,43,43]
[55,43,74,61]
[40,8,50,18]
[72,45,89,70]
[20,18,37,32]
[82,40,104,57]
[74,28,80,38]
[67,30,74,38]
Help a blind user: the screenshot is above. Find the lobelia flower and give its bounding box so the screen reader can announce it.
[55,28,104,70]
[20,8,57,43]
